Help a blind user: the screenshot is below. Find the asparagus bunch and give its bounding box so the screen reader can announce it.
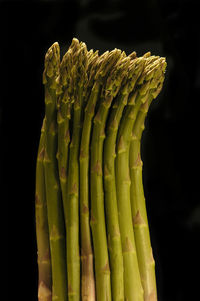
[35,38,166,301]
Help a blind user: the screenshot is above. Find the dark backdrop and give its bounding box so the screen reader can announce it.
[4,0,200,300]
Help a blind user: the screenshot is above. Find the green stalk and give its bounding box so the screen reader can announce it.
[90,49,127,301]
[80,48,128,300]
[103,53,145,301]
[56,43,77,301]
[80,49,128,300]
[79,51,112,301]
[65,40,88,300]
[130,59,166,301]
[115,55,164,301]
[43,42,67,301]
[35,117,52,301]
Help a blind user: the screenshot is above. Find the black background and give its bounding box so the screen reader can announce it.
[4,0,200,300]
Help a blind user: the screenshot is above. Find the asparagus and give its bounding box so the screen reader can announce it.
[36,37,167,301]
[130,59,166,301]
[79,51,111,301]
[56,44,77,301]
[43,42,67,301]
[90,49,128,301]
[103,53,143,300]
[80,47,125,300]
[115,54,164,301]
[103,52,159,300]
[65,40,88,300]
[35,117,52,301]
[80,49,128,300]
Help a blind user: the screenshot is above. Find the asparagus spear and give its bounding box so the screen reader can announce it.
[90,49,128,301]
[35,117,52,301]
[80,48,126,300]
[115,54,164,301]
[43,42,67,301]
[79,51,109,301]
[65,40,88,300]
[130,59,166,301]
[103,52,158,300]
[79,49,118,301]
[56,44,77,301]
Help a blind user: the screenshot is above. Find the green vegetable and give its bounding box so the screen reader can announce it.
[79,50,115,301]
[90,49,127,301]
[35,38,166,301]
[103,52,142,301]
[43,42,67,301]
[115,54,166,301]
[64,39,88,300]
[130,58,166,301]
[35,116,52,301]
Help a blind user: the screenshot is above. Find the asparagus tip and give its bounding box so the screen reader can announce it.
[129,51,137,60]
[43,42,60,84]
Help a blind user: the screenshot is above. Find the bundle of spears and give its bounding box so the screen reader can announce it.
[35,38,166,301]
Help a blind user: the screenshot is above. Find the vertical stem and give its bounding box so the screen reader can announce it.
[80,49,124,300]
[79,81,100,301]
[43,42,68,301]
[56,45,76,300]
[103,53,145,301]
[130,99,157,301]
[79,50,105,301]
[36,117,52,301]
[90,49,125,301]
[65,41,88,300]
[129,59,166,301]
[90,101,112,301]
[115,92,145,301]
[103,94,127,301]
[114,54,163,301]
